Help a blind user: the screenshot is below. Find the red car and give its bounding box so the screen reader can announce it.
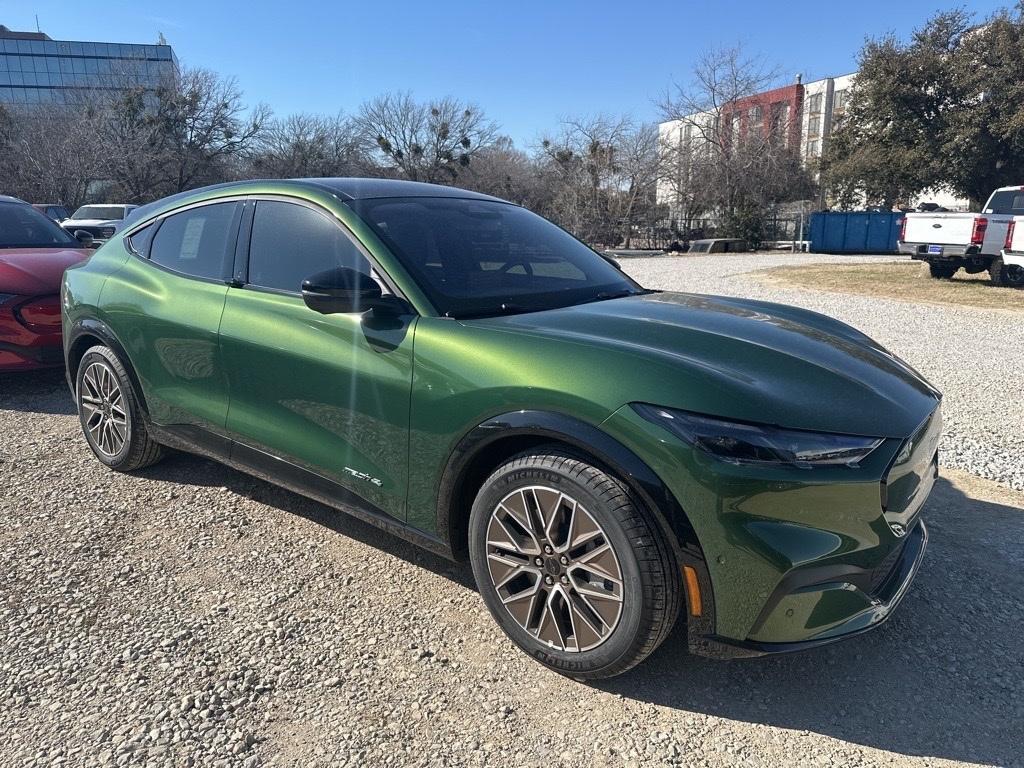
[0,196,90,371]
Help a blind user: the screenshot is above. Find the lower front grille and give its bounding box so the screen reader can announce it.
[868,536,908,595]
[64,225,114,239]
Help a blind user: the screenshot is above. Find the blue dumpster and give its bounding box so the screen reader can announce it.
[809,211,905,254]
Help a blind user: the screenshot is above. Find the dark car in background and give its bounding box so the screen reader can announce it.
[32,204,71,223]
[0,196,90,371]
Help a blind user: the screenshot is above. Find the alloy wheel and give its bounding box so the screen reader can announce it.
[79,361,129,457]
[485,485,624,652]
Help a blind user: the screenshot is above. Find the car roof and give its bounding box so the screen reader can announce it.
[0,195,28,205]
[118,178,513,233]
[299,178,507,203]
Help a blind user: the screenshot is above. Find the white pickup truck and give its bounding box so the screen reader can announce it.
[898,185,1024,285]
[998,217,1024,287]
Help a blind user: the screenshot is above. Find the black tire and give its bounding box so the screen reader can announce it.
[75,345,163,471]
[1002,263,1024,288]
[928,262,958,279]
[468,448,681,679]
[989,258,1006,286]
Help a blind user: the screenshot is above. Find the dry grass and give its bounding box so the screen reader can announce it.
[753,260,1024,313]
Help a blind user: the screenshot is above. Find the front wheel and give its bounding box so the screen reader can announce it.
[468,449,681,679]
[76,345,164,471]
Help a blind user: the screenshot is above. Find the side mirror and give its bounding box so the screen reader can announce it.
[600,252,622,270]
[73,230,95,248]
[301,267,385,314]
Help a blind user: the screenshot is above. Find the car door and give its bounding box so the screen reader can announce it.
[218,197,417,521]
[100,200,242,436]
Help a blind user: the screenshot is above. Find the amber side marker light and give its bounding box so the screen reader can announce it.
[682,565,703,617]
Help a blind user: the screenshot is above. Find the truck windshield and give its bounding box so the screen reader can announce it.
[984,190,1024,215]
[348,197,642,318]
[0,202,77,248]
[70,206,127,221]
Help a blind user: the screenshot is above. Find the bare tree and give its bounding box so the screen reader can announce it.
[458,136,546,206]
[536,115,662,247]
[0,102,113,208]
[248,112,369,179]
[658,46,812,244]
[100,66,269,201]
[353,92,499,183]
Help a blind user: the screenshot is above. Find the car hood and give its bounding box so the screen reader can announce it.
[463,291,940,438]
[62,219,118,228]
[0,248,90,295]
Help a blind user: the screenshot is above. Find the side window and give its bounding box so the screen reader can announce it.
[247,200,371,293]
[149,202,239,280]
[126,222,157,257]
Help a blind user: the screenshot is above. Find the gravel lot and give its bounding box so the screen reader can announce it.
[1,253,1022,767]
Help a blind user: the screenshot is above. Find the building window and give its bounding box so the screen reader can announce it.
[806,139,820,157]
[833,89,848,117]
[749,105,764,137]
[770,102,791,145]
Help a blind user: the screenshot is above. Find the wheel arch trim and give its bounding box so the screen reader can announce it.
[437,409,707,562]
[65,318,149,415]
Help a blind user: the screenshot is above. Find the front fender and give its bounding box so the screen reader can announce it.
[435,409,716,645]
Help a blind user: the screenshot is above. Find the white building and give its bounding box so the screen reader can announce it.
[658,69,970,213]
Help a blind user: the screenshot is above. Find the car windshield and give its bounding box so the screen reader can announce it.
[348,197,642,318]
[0,202,77,248]
[70,205,126,220]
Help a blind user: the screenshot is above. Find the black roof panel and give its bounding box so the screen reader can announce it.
[300,178,507,203]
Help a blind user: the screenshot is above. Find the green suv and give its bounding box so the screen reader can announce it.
[63,179,940,678]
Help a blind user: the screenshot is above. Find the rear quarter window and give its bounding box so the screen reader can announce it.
[148,203,240,280]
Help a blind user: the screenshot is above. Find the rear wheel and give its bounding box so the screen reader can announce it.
[1001,263,1024,288]
[928,262,959,279]
[76,345,163,471]
[468,449,681,679]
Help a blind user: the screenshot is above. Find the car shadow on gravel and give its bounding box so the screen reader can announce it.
[136,452,475,588]
[0,369,75,415]
[597,477,1024,766]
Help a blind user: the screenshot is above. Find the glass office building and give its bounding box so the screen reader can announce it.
[0,25,178,107]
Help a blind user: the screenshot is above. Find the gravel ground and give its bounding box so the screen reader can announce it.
[623,254,1024,491]
[1,253,1022,767]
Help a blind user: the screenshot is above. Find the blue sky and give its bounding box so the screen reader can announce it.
[3,0,1010,145]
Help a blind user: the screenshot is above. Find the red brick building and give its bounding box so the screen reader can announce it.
[720,82,804,150]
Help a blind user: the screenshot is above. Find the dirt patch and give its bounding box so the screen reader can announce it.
[752,260,1024,312]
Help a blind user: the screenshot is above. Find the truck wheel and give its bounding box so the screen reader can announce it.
[1002,264,1024,288]
[928,262,958,279]
[989,259,1006,287]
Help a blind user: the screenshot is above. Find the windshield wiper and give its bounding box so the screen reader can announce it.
[587,288,647,303]
[451,303,530,319]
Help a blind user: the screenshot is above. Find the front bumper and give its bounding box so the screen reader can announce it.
[702,518,928,657]
[602,402,940,658]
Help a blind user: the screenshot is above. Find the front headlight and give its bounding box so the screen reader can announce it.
[633,404,883,468]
